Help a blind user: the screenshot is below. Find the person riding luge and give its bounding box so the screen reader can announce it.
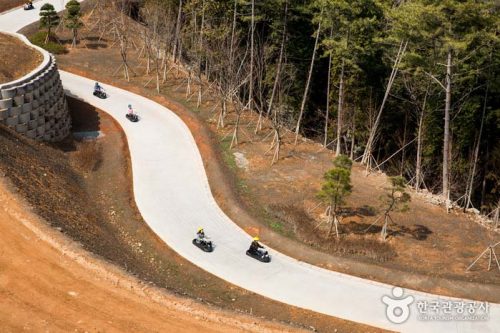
[249,236,264,253]
[93,82,107,98]
[126,104,139,122]
[24,1,34,10]
[196,227,205,242]
[192,227,213,252]
[246,236,270,262]
[94,82,102,93]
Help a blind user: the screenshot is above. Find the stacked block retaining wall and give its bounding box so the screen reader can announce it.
[0,32,70,141]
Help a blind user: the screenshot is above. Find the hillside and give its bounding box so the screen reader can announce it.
[0,32,42,83]
[0,98,373,332]
[48,6,500,302]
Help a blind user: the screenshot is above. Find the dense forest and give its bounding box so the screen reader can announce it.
[102,0,499,213]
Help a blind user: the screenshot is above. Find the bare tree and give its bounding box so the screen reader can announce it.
[172,0,183,62]
[361,40,407,167]
[294,18,322,145]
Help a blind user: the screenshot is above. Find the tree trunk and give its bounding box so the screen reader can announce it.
[172,0,183,62]
[229,0,237,69]
[362,40,407,165]
[324,28,333,148]
[443,50,452,201]
[335,59,345,155]
[400,111,408,176]
[230,111,241,148]
[465,82,488,209]
[294,19,321,145]
[197,0,205,109]
[248,0,255,111]
[415,84,429,191]
[350,115,355,160]
[72,28,77,48]
[266,0,287,121]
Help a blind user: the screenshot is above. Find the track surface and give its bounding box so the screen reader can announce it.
[1,1,499,332]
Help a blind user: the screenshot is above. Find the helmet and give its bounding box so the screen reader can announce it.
[128,104,132,108]
[253,236,260,241]
[198,227,204,233]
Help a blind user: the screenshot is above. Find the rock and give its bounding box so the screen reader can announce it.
[233,152,249,171]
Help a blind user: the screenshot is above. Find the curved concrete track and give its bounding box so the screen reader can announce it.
[1,2,499,332]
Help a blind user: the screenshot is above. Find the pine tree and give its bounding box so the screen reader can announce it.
[317,155,352,238]
[39,3,60,44]
[65,0,83,47]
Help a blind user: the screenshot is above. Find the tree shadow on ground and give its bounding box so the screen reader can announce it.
[342,205,377,218]
[389,224,433,240]
[341,220,432,241]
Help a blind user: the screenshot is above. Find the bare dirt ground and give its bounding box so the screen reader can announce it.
[0,100,382,332]
[47,8,500,303]
[0,0,24,13]
[0,32,42,83]
[0,177,306,333]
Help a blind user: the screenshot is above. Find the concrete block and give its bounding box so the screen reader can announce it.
[24,92,34,102]
[30,108,39,119]
[6,116,18,127]
[37,117,45,125]
[17,85,26,95]
[26,129,36,139]
[19,113,30,123]
[0,108,8,120]
[0,99,13,108]
[28,119,37,130]
[13,95,24,106]
[1,88,17,99]
[32,99,39,108]
[8,106,21,117]
[15,123,27,133]
[36,126,45,135]
[22,102,32,113]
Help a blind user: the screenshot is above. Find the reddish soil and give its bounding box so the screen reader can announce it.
[0,176,305,333]
[48,8,500,304]
[0,32,42,84]
[0,0,24,13]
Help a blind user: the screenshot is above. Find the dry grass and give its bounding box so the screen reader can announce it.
[71,141,102,173]
[268,203,396,262]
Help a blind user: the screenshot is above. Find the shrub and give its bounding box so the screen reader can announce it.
[30,31,67,54]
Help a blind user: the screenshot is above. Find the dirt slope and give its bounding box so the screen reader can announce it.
[0,32,42,84]
[0,176,302,333]
[0,102,381,332]
[0,0,24,13]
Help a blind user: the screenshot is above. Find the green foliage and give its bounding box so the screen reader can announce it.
[65,0,83,46]
[333,154,352,170]
[29,31,67,54]
[318,155,352,209]
[39,3,60,31]
[65,0,83,30]
[381,176,411,214]
[139,0,500,210]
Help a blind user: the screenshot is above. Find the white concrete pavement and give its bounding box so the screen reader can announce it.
[1,2,499,332]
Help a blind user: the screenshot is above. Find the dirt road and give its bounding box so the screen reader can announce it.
[0,178,303,333]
